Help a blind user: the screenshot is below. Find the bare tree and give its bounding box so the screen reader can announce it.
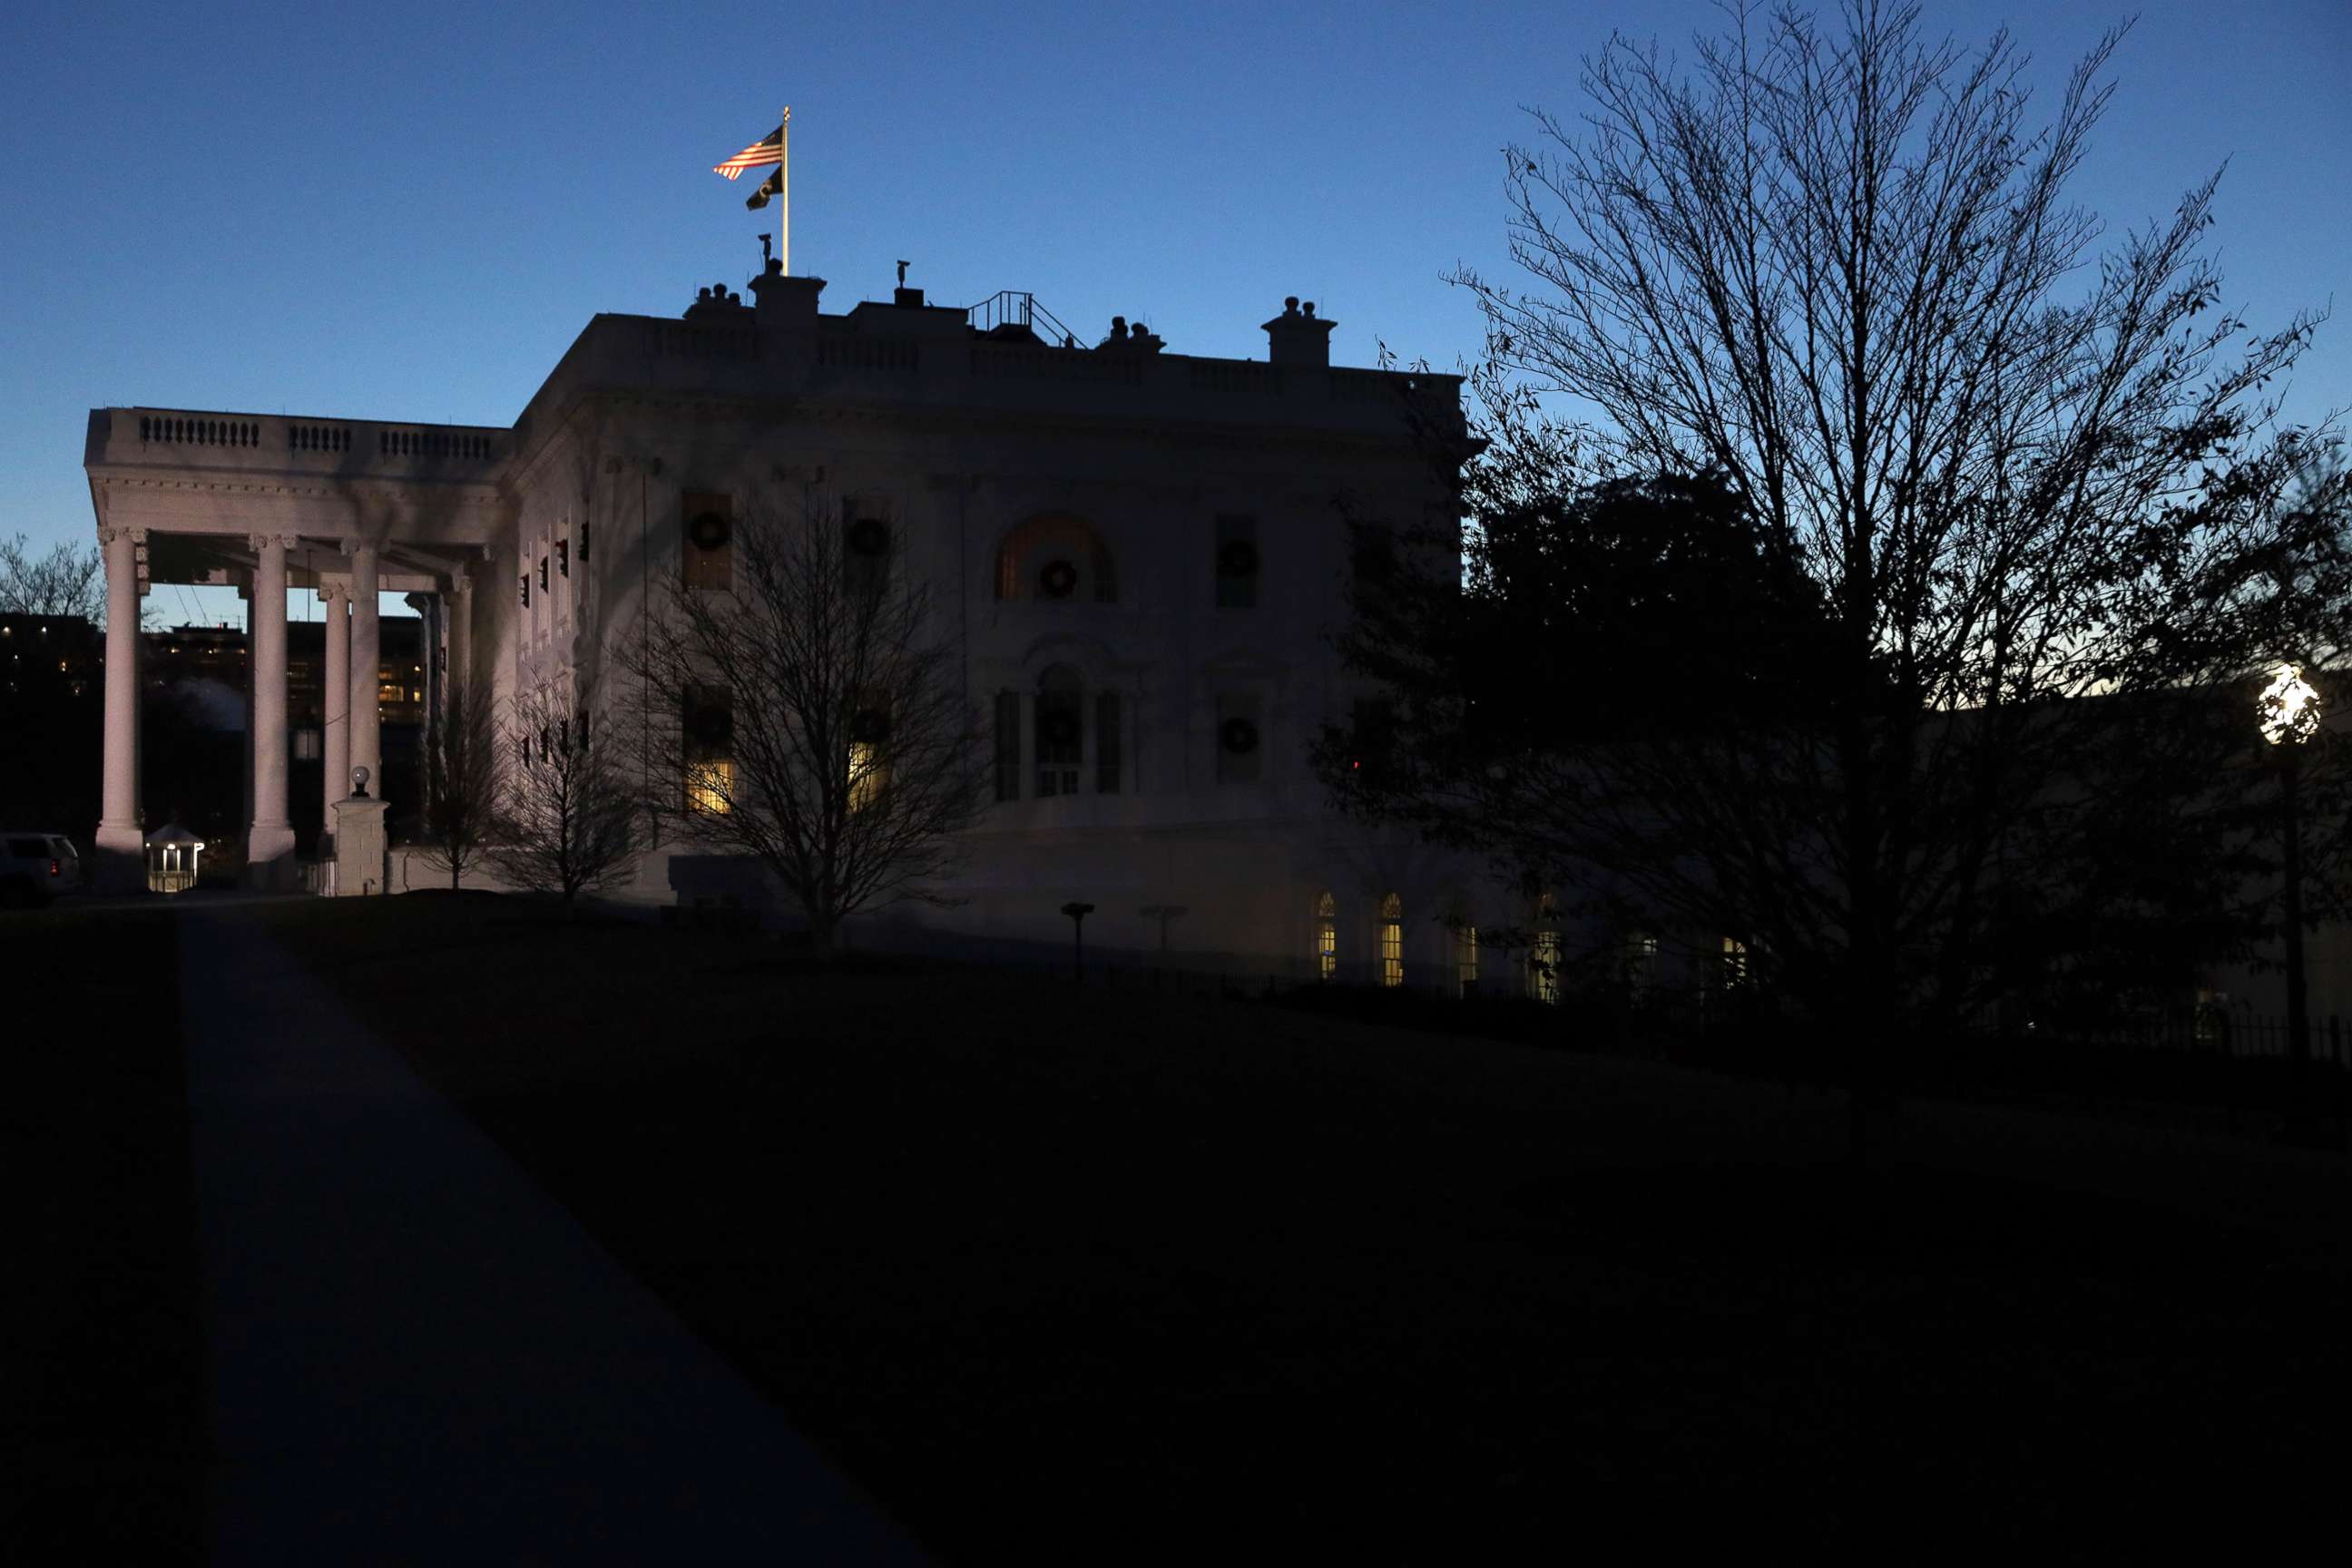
[416,680,502,891]
[492,681,636,906]
[622,496,985,956]
[0,534,104,621]
[1329,3,2351,1125]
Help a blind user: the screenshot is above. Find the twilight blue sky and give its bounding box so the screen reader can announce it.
[3,0,2346,628]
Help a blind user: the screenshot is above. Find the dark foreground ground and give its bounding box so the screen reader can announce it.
[8,895,2350,1560]
[3,906,206,1562]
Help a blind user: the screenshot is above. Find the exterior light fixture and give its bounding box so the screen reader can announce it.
[144,821,206,894]
[1061,900,1096,982]
[2258,662,2323,1141]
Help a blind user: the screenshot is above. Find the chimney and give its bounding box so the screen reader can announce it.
[749,257,826,346]
[1261,296,1335,368]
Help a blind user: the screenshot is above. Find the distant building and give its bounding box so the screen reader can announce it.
[0,612,103,833]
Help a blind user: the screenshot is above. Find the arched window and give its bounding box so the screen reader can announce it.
[1035,664,1083,796]
[995,514,1117,603]
[1379,892,1404,988]
[1315,892,1338,981]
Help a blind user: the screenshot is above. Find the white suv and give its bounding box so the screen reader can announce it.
[0,833,87,907]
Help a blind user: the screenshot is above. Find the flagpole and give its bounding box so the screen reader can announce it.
[779,105,791,275]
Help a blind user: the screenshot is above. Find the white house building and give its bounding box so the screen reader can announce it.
[82,260,1562,986]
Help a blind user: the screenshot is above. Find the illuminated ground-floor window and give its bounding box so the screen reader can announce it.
[1455,923,1478,995]
[1625,932,1660,1001]
[1531,928,1561,1005]
[848,741,884,812]
[686,758,734,815]
[1380,892,1404,988]
[1316,892,1338,981]
[1720,936,1749,988]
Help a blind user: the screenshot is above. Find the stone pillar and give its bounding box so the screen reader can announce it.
[95,525,145,890]
[321,583,349,856]
[330,783,389,897]
[346,539,382,808]
[246,534,298,886]
[448,570,474,692]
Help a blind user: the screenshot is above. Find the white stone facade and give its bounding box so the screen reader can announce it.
[87,271,1558,985]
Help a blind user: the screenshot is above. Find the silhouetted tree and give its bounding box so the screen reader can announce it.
[622,497,985,956]
[492,681,635,906]
[416,681,501,891]
[1328,2,2352,1142]
[0,534,103,622]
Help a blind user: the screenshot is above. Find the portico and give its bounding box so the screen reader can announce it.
[82,410,510,890]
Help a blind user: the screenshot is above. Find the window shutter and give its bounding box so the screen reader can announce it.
[993,691,1021,801]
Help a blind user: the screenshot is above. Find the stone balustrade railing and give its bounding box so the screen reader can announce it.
[101,408,507,473]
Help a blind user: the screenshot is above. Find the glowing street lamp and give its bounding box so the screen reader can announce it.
[2259,662,2320,1138]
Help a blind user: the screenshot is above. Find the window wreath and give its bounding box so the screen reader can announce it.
[686,703,733,749]
[1220,717,1260,754]
[1040,709,1081,746]
[1036,558,1080,599]
[689,510,731,550]
[1217,537,1260,577]
[848,517,891,557]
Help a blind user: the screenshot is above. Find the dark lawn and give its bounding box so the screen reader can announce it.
[268,898,2348,1560]
[2,904,206,1563]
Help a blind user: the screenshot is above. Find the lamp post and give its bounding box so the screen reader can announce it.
[2258,663,2320,1141]
[1061,901,1095,983]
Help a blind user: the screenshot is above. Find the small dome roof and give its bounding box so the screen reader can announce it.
[144,821,204,847]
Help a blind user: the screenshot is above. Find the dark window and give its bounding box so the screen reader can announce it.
[1036,666,1083,797]
[1095,691,1122,793]
[1350,522,1396,586]
[1216,691,1262,784]
[557,538,570,578]
[5,837,43,858]
[580,521,591,562]
[519,573,530,608]
[994,691,1021,802]
[682,491,733,590]
[1215,514,1259,609]
[539,555,550,593]
[844,505,890,598]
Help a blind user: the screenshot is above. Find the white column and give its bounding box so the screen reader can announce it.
[345,539,382,802]
[321,583,349,850]
[95,525,145,887]
[246,534,298,885]
[448,570,475,692]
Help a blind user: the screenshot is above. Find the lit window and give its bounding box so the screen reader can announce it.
[1316,892,1337,981]
[1721,936,1749,988]
[687,758,734,815]
[994,513,1116,603]
[848,741,884,812]
[1380,892,1403,988]
[1532,929,1561,1004]
[1456,923,1478,995]
[1626,933,1660,1001]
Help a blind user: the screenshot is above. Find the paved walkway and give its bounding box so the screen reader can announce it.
[176,909,930,1563]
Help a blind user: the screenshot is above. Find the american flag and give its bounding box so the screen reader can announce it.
[713,124,783,181]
